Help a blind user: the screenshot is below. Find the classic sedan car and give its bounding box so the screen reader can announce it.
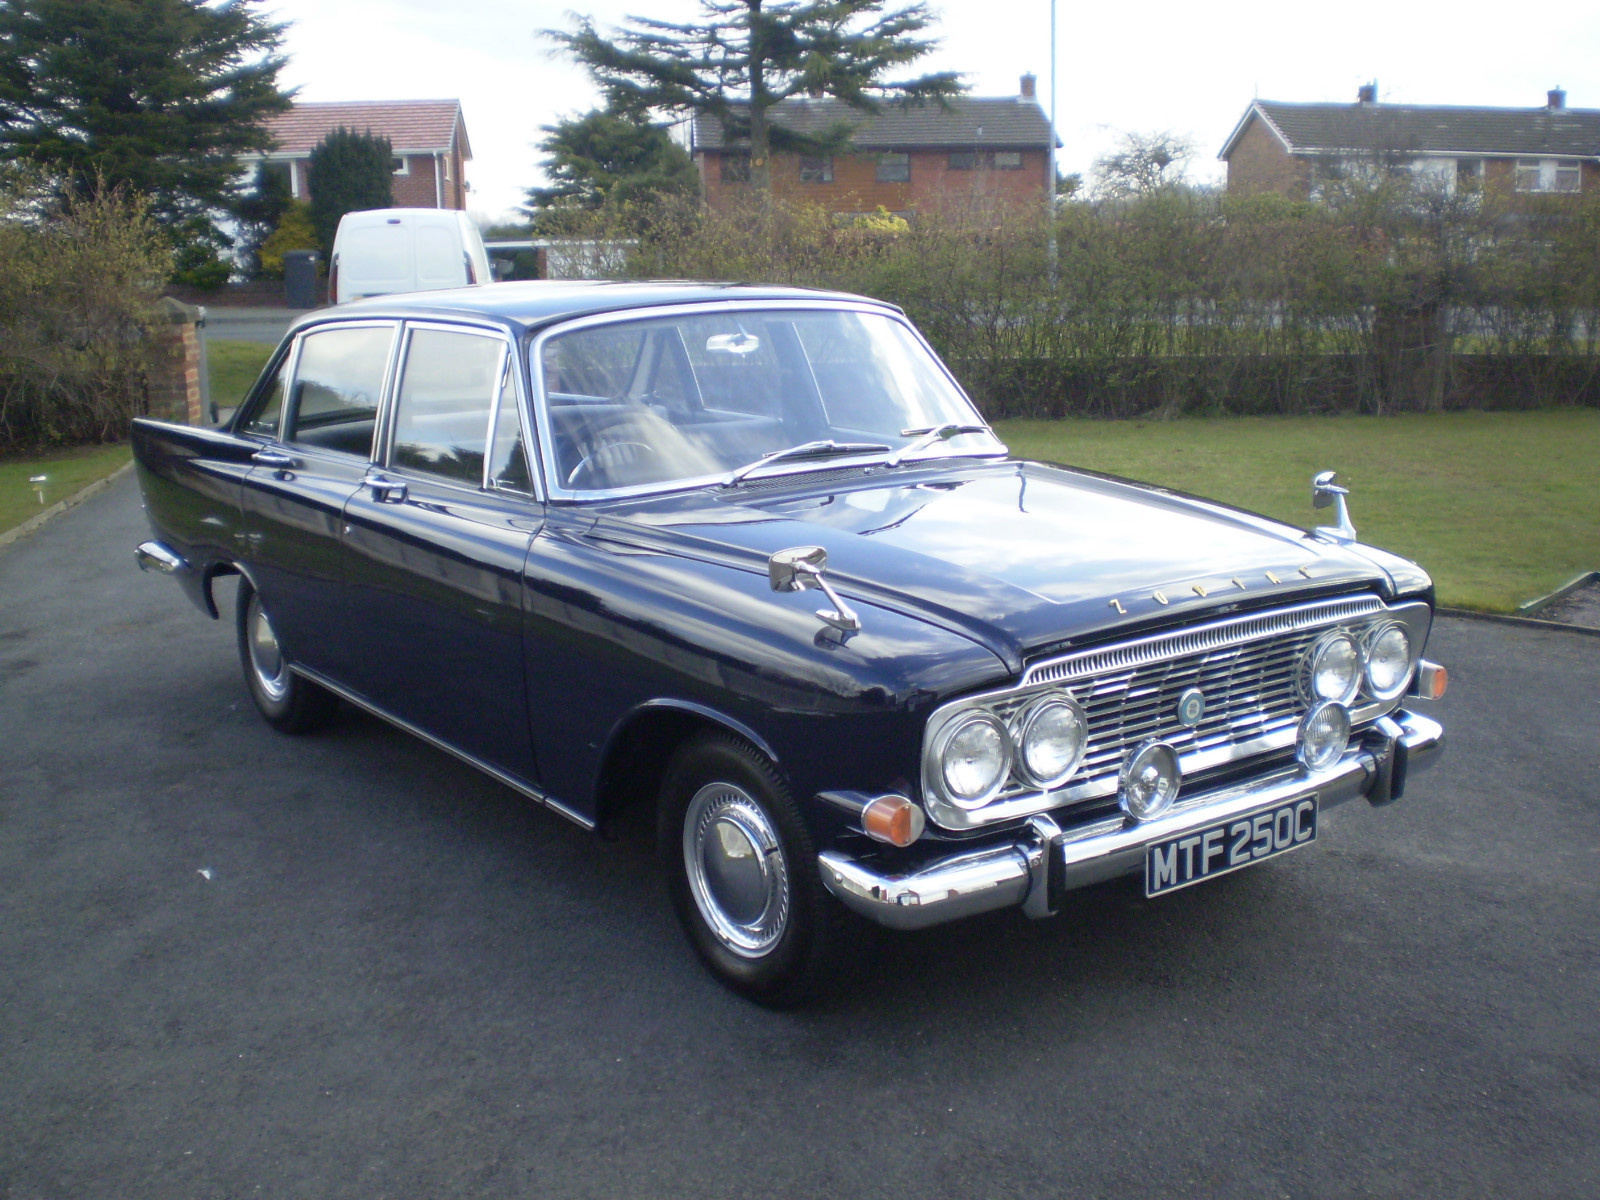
[132,281,1446,1004]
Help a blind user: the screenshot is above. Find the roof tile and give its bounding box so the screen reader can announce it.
[1249,100,1600,159]
[262,100,468,157]
[693,96,1054,151]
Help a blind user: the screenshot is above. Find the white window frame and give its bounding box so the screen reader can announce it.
[392,155,410,177]
[1516,158,1583,194]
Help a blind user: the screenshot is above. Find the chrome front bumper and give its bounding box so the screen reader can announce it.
[817,709,1444,931]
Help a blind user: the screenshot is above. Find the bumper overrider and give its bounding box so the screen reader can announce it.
[818,709,1444,931]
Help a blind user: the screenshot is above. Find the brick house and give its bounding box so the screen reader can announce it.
[248,99,472,210]
[692,77,1055,216]
[1221,87,1600,201]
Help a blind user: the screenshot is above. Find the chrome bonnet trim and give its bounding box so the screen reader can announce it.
[1023,595,1385,687]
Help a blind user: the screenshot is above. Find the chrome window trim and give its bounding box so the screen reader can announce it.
[236,336,303,442]
[271,319,401,461]
[922,595,1432,831]
[380,320,514,492]
[526,299,1001,503]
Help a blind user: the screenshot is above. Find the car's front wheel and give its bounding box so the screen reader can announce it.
[659,732,847,1006]
[235,579,338,734]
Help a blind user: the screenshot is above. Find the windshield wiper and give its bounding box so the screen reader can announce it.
[721,439,892,487]
[887,423,994,467]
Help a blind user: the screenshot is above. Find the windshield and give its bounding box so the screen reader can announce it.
[534,306,1003,494]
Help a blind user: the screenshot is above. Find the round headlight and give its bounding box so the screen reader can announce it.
[936,710,1012,809]
[1303,630,1361,704]
[1119,740,1181,822]
[1015,694,1089,789]
[1363,622,1413,700]
[1297,701,1351,772]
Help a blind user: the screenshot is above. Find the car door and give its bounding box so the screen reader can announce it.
[338,322,543,781]
[237,321,398,682]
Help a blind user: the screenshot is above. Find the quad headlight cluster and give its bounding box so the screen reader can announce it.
[930,694,1089,811]
[1300,620,1417,706]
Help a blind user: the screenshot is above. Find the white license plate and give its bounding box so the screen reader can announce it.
[1145,796,1318,898]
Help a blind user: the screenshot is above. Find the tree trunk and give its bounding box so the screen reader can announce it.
[746,0,770,197]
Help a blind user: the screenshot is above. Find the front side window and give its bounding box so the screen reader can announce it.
[799,155,833,183]
[876,153,910,183]
[536,307,1001,494]
[239,351,291,438]
[389,328,507,486]
[282,325,395,457]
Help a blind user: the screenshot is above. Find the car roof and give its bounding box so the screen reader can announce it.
[295,280,900,338]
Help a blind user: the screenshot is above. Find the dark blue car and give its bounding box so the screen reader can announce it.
[132,281,1446,1004]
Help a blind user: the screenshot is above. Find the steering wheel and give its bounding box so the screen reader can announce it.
[565,441,660,490]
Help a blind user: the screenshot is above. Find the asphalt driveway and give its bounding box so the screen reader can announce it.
[1,474,1596,1198]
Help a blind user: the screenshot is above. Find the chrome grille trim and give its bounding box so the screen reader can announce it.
[922,594,1428,832]
[1022,595,1385,687]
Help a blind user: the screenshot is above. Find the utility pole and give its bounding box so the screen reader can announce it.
[1047,0,1059,285]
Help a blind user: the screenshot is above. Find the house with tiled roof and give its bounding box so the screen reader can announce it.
[247,99,472,210]
[1221,86,1600,200]
[692,76,1055,215]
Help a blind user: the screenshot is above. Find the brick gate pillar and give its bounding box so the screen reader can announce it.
[147,297,204,424]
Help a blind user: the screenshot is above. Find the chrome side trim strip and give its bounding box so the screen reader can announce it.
[1023,595,1385,686]
[291,665,596,831]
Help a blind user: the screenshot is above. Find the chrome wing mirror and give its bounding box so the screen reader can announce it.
[768,546,861,633]
[1311,470,1357,544]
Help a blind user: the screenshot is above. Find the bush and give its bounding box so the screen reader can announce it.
[0,169,170,450]
[308,127,394,257]
[257,201,318,279]
[544,183,1600,418]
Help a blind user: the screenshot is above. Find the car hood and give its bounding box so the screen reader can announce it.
[588,460,1404,674]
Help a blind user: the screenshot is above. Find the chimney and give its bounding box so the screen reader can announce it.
[1020,73,1037,100]
[1548,87,1567,110]
[1357,82,1377,105]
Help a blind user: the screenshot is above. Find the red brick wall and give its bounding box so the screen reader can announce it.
[1225,115,1311,198]
[700,148,1050,214]
[147,315,202,425]
[287,149,467,210]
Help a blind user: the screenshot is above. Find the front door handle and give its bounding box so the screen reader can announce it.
[363,475,407,503]
[251,448,297,471]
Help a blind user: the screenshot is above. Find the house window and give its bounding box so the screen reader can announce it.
[799,155,833,183]
[876,153,910,183]
[994,151,1023,170]
[947,151,977,170]
[720,153,751,183]
[1456,158,1483,193]
[392,156,409,176]
[1516,158,1582,193]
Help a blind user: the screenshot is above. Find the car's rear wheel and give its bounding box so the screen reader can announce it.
[659,731,848,1006]
[235,579,338,734]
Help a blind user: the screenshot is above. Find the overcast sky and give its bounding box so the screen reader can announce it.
[263,0,1600,222]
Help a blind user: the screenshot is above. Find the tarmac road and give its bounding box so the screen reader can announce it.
[2,474,1597,1199]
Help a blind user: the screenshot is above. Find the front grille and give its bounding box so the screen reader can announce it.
[991,619,1342,802]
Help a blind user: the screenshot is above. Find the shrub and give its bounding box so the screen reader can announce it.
[257,201,318,279]
[0,169,170,450]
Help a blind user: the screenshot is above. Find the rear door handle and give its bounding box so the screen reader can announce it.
[251,448,297,470]
[363,475,407,503]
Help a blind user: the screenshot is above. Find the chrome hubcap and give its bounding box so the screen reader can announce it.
[246,594,289,702]
[682,782,789,958]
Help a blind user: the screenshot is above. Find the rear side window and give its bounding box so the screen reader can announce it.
[283,325,394,458]
[389,328,507,486]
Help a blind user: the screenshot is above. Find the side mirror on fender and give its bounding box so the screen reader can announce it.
[768,546,861,633]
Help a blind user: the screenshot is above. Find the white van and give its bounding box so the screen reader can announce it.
[329,208,492,304]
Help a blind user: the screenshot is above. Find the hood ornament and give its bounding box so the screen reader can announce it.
[768,546,861,633]
[1312,470,1357,545]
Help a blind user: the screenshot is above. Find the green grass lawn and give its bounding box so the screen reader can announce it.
[0,443,131,538]
[995,410,1600,613]
[207,339,274,411]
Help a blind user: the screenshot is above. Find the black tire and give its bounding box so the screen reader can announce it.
[658,731,849,1007]
[235,578,339,734]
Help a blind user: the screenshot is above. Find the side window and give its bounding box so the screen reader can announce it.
[284,325,393,458]
[389,328,506,486]
[238,352,291,438]
[487,359,531,493]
